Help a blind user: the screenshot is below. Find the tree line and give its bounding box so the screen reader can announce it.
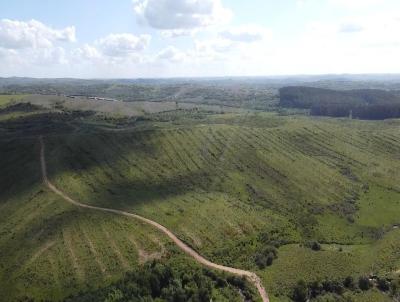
[292,275,400,302]
[279,86,400,120]
[61,260,255,302]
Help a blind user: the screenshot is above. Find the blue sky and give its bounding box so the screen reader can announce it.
[0,0,400,78]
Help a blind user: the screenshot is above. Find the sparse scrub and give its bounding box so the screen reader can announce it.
[1,97,400,301]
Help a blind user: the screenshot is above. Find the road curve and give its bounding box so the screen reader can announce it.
[39,136,269,302]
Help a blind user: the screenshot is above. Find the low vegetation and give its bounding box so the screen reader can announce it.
[65,259,255,302]
[1,88,400,302]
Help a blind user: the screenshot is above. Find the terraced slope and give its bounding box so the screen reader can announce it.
[41,115,400,299]
[40,136,269,302]
[0,137,251,302]
[1,106,400,301]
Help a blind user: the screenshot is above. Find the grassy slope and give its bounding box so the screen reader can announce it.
[0,95,27,108]
[43,113,400,299]
[22,94,247,117]
[1,101,400,301]
[0,137,248,302]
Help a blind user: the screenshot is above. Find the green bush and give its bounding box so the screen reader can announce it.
[64,260,252,302]
[377,278,390,292]
[343,276,355,289]
[358,276,372,291]
[305,241,322,251]
[254,245,278,269]
[292,280,309,302]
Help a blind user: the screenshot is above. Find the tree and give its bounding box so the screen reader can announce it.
[254,245,278,269]
[292,280,309,302]
[358,276,372,291]
[311,241,321,251]
[305,241,321,251]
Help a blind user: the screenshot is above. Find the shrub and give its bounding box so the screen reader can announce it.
[377,278,390,292]
[358,276,372,291]
[343,276,355,289]
[292,280,309,302]
[309,280,323,298]
[390,279,399,296]
[305,241,322,251]
[254,245,278,269]
[63,260,249,302]
[322,280,344,295]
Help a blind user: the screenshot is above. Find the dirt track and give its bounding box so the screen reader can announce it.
[39,136,269,302]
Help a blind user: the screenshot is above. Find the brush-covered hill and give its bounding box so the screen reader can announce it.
[1,94,400,302]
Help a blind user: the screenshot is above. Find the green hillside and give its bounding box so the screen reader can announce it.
[1,96,400,301]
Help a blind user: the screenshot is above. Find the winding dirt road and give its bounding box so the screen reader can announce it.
[39,136,269,302]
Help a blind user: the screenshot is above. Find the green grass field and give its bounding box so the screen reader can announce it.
[1,97,400,301]
[0,94,27,108]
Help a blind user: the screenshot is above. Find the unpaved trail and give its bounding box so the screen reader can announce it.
[39,136,269,302]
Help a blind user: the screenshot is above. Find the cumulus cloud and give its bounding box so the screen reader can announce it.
[95,33,150,57]
[133,0,232,34]
[156,46,187,62]
[73,44,102,60]
[0,19,75,49]
[339,22,364,33]
[31,46,68,65]
[219,25,272,43]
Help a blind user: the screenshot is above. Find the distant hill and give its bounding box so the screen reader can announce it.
[279,86,400,119]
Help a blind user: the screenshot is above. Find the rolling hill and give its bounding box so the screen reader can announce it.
[0,94,400,302]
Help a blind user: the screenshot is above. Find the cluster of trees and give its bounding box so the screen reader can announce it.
[0,102,43,114]
[64,260,255,302]
[292,275,399,302]
[0,109,95,137]
[279,86,400,120]
[254,245,278,269]
[311,103,400,120]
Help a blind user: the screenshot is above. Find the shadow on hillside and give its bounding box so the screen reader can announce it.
[46,136,216,210]
[0,110,96,140]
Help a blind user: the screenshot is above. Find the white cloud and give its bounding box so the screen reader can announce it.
[307,14,400,46]
[31,46,68,65]
[95,33,151,57]
[0,19,75,49]
[156,46,187,62]
[0,19,74,76]
[329,0,383,9]
[194,38,232,60]
[73,44,102,60]
[160,29,196,38]
[219,25,272,43]
[133,0,232,34]
[338,22,364,33]
[70,33,153,69]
